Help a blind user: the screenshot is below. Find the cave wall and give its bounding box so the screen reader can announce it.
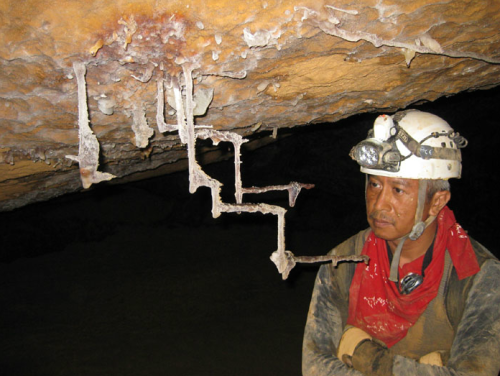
[1,0,500,211]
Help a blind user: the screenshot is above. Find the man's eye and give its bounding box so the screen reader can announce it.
[394,187,404,194]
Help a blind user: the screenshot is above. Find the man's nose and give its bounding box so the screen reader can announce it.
[373,186,391,211]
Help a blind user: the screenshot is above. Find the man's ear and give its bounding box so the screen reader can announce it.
[428,190,451,216]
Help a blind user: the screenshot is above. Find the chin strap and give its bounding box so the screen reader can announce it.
[388,234,409,282]
[388,180,436,282]
[409,180,429,241]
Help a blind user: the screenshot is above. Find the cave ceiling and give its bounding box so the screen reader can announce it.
[1,0,500,211]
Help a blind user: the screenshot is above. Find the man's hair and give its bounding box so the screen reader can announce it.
[426,179,450,202]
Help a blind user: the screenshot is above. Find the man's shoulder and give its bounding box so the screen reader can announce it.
[328,228,371,257]
[469,237,498,266]
[446,236,499,324]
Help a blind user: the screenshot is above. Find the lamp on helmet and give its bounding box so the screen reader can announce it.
[351,138,401,172]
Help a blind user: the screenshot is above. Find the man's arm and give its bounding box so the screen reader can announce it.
[302,230,370,376]
[392,259,500,376]
[302,262,364,376]
[390,259,500,376]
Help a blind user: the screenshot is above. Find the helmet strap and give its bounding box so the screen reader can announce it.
[364,174,368,200]
[389,234,409,282]
[388,180,436,282]
[409,180,429,240]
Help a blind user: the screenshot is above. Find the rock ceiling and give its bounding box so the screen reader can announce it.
[1,0,500,211]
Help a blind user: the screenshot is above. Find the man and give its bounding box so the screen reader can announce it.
[302,110,500,375]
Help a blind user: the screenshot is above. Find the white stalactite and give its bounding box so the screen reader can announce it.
[156,78,177,134]
[161,63,368,280]
[66,62,115,189]
[132,104,155,149]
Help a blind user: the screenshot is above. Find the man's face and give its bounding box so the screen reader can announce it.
[365,175,422,241]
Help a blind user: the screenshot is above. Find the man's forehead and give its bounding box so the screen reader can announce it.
[368,174,418,187]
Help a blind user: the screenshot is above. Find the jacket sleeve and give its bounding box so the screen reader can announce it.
[392,259,500,376]
[302,232,367,376]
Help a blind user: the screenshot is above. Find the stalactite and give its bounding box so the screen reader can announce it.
[65,62,115,189]
[131,104,155,149]
[156,78,170,133]
[242,182,315,208]
[164,63,365,279]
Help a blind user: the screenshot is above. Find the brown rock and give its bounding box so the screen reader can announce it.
[1,0,500,210]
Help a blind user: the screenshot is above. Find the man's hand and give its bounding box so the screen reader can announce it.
[351,339,393,376]
[337,327,372,365]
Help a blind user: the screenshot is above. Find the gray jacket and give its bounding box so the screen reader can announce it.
[303,228,500,375]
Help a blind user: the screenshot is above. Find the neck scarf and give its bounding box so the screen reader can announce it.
[347,206,480,347]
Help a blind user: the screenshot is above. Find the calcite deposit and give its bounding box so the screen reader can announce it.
[1,0,500,211]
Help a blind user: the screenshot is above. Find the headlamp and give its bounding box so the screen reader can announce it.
[353,141,380,168]
[350,138,401,172]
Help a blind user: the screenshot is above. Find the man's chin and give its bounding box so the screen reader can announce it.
[370,226,412,244]
[369,223,398,241]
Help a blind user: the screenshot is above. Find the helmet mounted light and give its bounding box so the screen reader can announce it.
[352,138,401,172]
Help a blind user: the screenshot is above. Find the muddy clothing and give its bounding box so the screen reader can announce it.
[303,228,500,376]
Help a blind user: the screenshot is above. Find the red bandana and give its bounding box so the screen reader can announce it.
[347,206,480,347]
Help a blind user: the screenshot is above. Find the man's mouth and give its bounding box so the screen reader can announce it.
[369,212,395,227]
[372,219,392,227]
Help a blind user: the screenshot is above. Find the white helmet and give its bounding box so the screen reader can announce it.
[350,110,468,286]
[350,110,467,180]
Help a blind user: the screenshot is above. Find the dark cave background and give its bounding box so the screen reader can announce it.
[0,87,499,376]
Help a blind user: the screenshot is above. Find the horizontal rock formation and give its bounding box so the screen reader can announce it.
[1,0,500,210]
